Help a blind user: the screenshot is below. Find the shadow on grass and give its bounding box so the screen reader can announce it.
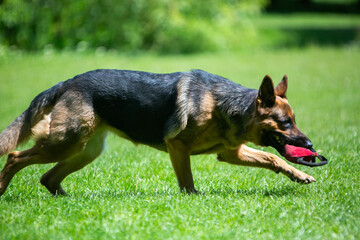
[276,27,360,47]
[72,185,301,199]
[208,184,300,197]
[1,184,301,201]
[75,185,300,199]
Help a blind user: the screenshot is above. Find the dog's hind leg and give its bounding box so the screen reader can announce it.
[0,146,43,196]
[0,139,85,196]
[217,145,316,184]
[40,129,108,196]
[0,92,99,196]
[166,139,197,193]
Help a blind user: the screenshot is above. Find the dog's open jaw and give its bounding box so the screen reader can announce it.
[265,130,318,163]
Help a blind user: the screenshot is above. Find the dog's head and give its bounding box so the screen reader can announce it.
[251,75,313,155]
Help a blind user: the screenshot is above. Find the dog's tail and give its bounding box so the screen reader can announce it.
[0,82,64,157]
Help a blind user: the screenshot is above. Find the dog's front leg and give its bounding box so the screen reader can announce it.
[217,145,315,184]
[166,139,197,193]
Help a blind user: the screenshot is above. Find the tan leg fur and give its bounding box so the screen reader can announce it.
[217,145,316,184]
[166,139,197,193]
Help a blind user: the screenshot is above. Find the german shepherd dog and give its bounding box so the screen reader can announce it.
[0,69,316,196]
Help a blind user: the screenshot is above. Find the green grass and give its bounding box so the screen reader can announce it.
[0,46,359,239]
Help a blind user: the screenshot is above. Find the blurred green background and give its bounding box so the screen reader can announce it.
[1,0,359,54]
[1,1,360,239]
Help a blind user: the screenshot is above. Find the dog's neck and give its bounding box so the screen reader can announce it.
[213,86,258,145]
[215,86,258,119]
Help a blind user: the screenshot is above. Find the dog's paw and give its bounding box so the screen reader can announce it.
[283,168,316,184]
[181,186,199,194]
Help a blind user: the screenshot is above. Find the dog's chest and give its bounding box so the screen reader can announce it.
[190,143,225,155]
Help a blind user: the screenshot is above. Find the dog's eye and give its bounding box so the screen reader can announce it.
[283,123,291,128]
[279,118,292,128]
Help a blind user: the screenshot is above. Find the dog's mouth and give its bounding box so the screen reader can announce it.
[263,131,315,157]
[261,130,328,167]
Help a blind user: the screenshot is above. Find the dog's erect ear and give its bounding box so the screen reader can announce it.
[258,75,275,107]
[275,75,288,98]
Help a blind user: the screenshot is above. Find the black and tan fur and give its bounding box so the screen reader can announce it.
[0,69,316,196]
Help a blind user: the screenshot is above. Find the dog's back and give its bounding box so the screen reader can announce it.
[61,69,183,146]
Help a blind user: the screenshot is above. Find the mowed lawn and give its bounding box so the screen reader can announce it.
[0,47,359,239]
